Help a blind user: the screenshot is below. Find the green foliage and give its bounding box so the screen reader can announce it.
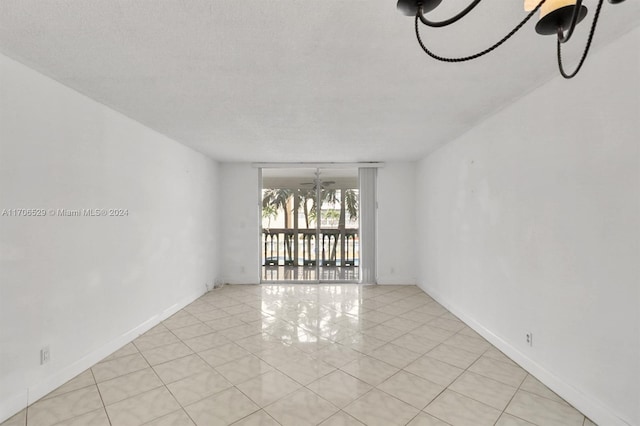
[344,189,358,221]
[262,186,359,227]
[262,203,278,227]
[262,188,293,226]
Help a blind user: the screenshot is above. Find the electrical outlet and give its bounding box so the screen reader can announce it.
[40,346,50,365]
[526,332,533,347]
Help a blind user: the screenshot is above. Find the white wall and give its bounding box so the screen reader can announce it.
[0,54,220,422]
[218,163,261,284]
[377,163,417,284]
[218,163,418,285]
[415,28,639,426]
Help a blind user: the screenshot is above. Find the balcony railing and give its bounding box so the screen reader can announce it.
[262,228,359,267]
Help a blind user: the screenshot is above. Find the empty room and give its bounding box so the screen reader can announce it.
[0,1,638,426]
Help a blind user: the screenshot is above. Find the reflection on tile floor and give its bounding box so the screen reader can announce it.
[2,285,597,426]
[262,267,360,282]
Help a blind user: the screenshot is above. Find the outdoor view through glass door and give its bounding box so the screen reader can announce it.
[261,168,359,282]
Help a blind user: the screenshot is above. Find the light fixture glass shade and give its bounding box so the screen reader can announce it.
[524,0,538,11]
[540,0,576,18]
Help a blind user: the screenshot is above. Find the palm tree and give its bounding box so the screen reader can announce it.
[262,188,293,227]
[262,188,294,262]
[318,188,358,264]
[319,188,358,223]
[262,203,278,228]
[304,186,358,227]
[343,189,358,222]
[262,186,359,266]
[296,188,316,229]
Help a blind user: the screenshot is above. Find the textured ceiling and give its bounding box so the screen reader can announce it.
[1,0,638,162]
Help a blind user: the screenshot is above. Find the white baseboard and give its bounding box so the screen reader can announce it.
[219,277,260,285]
[0,392,27,425]
[0,288,205,424]
[376,277,417,285]
[418,283,634,426]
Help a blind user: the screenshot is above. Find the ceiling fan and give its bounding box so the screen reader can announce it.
[300,181,336,188]
[397,0,628,79]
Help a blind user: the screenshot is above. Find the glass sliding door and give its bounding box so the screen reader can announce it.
[317,168,359,282]
[261,168,317,282]
[260,167,360,283]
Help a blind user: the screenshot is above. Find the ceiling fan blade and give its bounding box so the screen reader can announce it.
[524,0,538,11]
[300,181,336,186]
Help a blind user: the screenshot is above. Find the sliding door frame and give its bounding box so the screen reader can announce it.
[256,163,382,284]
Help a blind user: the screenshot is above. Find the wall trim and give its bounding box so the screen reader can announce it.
[252,162,385,169]
[417,283,634,426]
[0,288,206,423]
[0,392,27,425]
[376,278,417,285]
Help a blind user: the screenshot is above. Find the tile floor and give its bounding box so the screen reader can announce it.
[2,284,597,426]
